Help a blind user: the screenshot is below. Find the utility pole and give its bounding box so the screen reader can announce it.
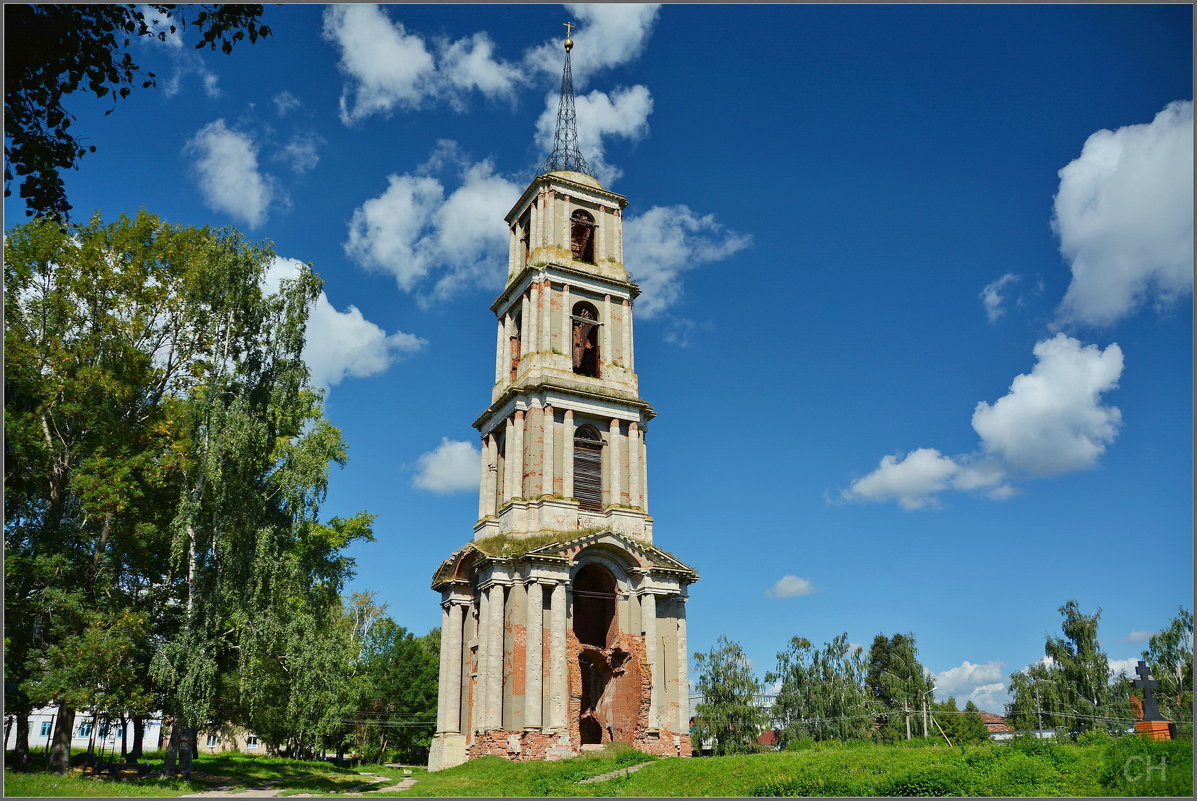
[904,703,911,740]
[1035,684,1044,736]
[922,696,929,737]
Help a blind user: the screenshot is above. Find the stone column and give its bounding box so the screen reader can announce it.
[628,422,641,509]
[512,410,525,499]
[475,592,490,732]
[524,581,543,729]
[615,208,623,263]
[541,280,552,355]
[486,584,505,730]
[562,410,575,500]
[624,299,634,372]
[675,598,689,733]
[561,196,570,252]
[486,435,499,516]
[437,603,451,731]
[446,603,465,732]
[640,428,649,513]
[531,192,540,251]
[502,416,515,505]
[561,285,572,350]
[526,405,543,497]
[608,418,621,507]
[543,406,555,497]
[601,294,612,372]
[526,285,539,358]
[642,592,659,729]
[477,434,491,520]
[596,206,606,263]
[548,581,567,731]
[494,316,505,384]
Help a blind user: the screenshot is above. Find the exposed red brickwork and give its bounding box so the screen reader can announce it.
[1135,720,1172,740]
[511,622,527,697]
[468,729,561,761]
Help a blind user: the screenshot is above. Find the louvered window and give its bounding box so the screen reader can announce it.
[574,427,603,511]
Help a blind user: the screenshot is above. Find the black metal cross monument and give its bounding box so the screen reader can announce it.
[1132,660,1164,721]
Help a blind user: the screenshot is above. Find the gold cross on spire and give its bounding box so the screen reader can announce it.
[563,21,575,52]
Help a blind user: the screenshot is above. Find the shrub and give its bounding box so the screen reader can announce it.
[1098,736,1193,797]
[875,765,978,797]
[1076,728,1112,747]
[750,775,867,797]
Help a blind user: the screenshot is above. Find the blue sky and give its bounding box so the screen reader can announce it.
[14,3,1192,713]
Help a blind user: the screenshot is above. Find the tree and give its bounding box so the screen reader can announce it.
[767,633,874,745]
[5,4,270,221]
[4,211,373,774]
[866,633,935,741]
[1007,659,1071,733]
[1141,606,1192,723]
[693,636,768,755]
[929,698,990,745]
[1044,601,1132,733]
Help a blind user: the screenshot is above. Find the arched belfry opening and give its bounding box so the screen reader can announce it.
[571,301,599,377]
[571,209,596,263]
[510,312,522,382]
[573,563,617,646]
[573,425,603,511]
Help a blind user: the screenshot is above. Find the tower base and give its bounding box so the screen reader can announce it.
[427,732,468,772]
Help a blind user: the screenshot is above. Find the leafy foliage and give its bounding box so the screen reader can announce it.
[693,636,769,755]
[1140,606,1193,723]
[866,633,936,741]
[4,4,270,221]
[767,633,875,745]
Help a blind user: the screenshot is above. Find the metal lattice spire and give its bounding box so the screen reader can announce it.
[539,22,596,178]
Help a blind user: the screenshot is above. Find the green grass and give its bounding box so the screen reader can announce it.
[393,738,1193,797]
[8,738,1191,797]
[3,750,412,797]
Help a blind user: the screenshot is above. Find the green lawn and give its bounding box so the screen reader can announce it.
[3,750,414,798]
[391,737,1192,797]
[7,737,1191,797]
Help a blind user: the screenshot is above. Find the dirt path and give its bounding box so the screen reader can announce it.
[577,761,652,784]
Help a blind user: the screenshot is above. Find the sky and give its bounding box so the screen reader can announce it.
[10,3,1192,715]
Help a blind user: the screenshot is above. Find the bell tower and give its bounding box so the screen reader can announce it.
[428,26,698,771]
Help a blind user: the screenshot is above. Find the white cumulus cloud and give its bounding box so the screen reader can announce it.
[843,334,1122,509]
[413,438,481,494]
[186,120,278,228]
[1108,657,1139,679]
[535,85,654,185]
[972,334,1123,477]
[524,4,661,87]
[344,151,520,302]
[1054,100,1193,327]
[623,205,751,318]
[323,5,522,124]
[273,90,301,116]
[278,133,323,174]
[764,575,817,599]
[934,660,1009,712]
[263,257,426,389]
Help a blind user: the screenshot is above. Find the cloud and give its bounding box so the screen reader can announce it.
[1054,100,1193,327]
[844,448,963,510]
[980,273,1020,323]
[186,120,279,228]
[1125,629,1157,644]
[622,205,751,318]
[278,133,323,174]
[263,257,426,389]
[323,5,522,124]
[843,334,1122,509]
[764,575,817,599]
[273,90,302,116]
[535,85,654,185]
[1108,657,1139,679]
[413,438,481,493]
[523,4,661,87]
[972,333,1123,477]
[139,4,183,47]
[344,150,520,302]
[933,660,1009,712]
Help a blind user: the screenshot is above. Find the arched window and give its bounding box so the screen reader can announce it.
[574,425,603,512]
[572,563,616,647]
[571,209,596,263]
[510,312,522,382]
[518,210,531,267]
[571,301,600,377]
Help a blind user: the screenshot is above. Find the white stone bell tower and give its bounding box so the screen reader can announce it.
[427,26,698,772]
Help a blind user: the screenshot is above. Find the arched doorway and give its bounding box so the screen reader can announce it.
[573,563,634,745]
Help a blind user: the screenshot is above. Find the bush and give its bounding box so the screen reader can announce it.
[875,765,978,797]
[1076,729,1112,747]
[750,775,867,796]
[1098,736,1193,797]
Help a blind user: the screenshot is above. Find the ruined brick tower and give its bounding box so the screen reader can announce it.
[426,27,698,772]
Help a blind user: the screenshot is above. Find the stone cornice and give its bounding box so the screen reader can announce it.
[491,263,641,316]
[473,381,656,431]
[504,172,628,225]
